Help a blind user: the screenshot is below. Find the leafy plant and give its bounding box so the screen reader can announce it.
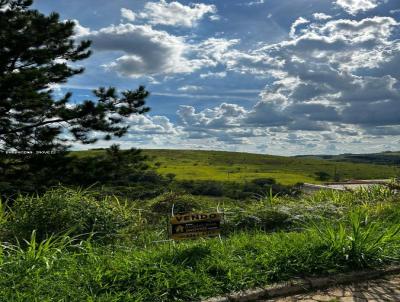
[7,187,133,242]
[310,210,400,269]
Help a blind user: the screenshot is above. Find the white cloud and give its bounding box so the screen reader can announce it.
[196,38,241,64]
[199,71,227,78]
[124,115,179,136]
[71,6,400,154]
[289,17,310,38]
[209,15,400,137]
[177,103,247,131]
[75,19,242,77]
[177,85,203,92]
[139,0,217,27]
[79,23,206,77]
[313,13,332,20]
[209,15,221,21]
[121,8,136,21]
[245,0,265,6]
[335,0,382,15]
[72,19,91,37]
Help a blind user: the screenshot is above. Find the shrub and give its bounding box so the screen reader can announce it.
[315,171,331,181]
[7,187,132,242]
[149,192,201,215]
[251,178,276,186]
[178,180,224,197]
[225,208,290,233]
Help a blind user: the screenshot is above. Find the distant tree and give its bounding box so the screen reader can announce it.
[315,171,330,181]
[251,178,276,186]
[66,144,150,186]
[165,173,176,181]
[333,166,341,182]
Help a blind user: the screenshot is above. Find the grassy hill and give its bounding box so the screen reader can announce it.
[74,149,399,185]
[296,151,400,166]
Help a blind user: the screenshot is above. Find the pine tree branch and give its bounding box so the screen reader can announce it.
[0,118,73,135]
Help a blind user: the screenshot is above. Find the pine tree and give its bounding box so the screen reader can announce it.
[0,0,151,195]
[0,0,150,153]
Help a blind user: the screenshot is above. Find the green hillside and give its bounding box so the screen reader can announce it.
[74,149,398,185]
[296,151,400,166]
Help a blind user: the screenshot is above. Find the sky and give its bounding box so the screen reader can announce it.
[33,0,400,155]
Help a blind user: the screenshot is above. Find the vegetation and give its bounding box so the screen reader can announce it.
[75,149,398,185]
[0,0,150,196]
[0,145,169,199]
[0,185,399,301]
[2,2,400,302]
[297,151,400,166]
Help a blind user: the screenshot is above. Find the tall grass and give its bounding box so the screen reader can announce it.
[309,210,400,269]
[0,186,399,301]
[306,185,396,206]
[1,222,399,301]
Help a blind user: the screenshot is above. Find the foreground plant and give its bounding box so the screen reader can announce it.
[310,209,400,269]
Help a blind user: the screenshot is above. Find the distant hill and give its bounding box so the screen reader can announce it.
[296,151,400,166]
[73,149,398,185]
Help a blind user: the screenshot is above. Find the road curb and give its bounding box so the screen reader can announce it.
[202,265,400,302]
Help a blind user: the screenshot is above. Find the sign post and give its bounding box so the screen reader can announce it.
[170,212,222,240]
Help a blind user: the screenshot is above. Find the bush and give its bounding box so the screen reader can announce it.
[149,192,201,215]
[314,171,331,181]
[251,178,276,186]
[98,184,167,200]
[177,179,293,200]
[226,209,290,233]
[178,180,224,197]
[6,187,132,242]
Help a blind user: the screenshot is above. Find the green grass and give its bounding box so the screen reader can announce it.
[72,149,398,185]
[1,216,399,301]
[1,186,400,301]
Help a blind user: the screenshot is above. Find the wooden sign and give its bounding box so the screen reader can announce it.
[170,213,222,240]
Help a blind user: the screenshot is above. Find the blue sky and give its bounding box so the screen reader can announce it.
[34,0,400,155]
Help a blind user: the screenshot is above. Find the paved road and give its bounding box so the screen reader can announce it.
[260,274,400,302]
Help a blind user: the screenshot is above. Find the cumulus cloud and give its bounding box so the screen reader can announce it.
[77,23,207,77]
[71,3,400,153]
[289,17,310,38]
[175,98,335,145]
[313,13,332,20]
[335,0,382,15]
[244,97,291,127]
[177,103,274,145]
[120,8,136,21]
[178,103,246,131]
[124,115,179,136]
[195,38,241,64]
[72,19,91,37]
[171,14,399,148]
[138,0,217,27]
[74,18,241,77]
